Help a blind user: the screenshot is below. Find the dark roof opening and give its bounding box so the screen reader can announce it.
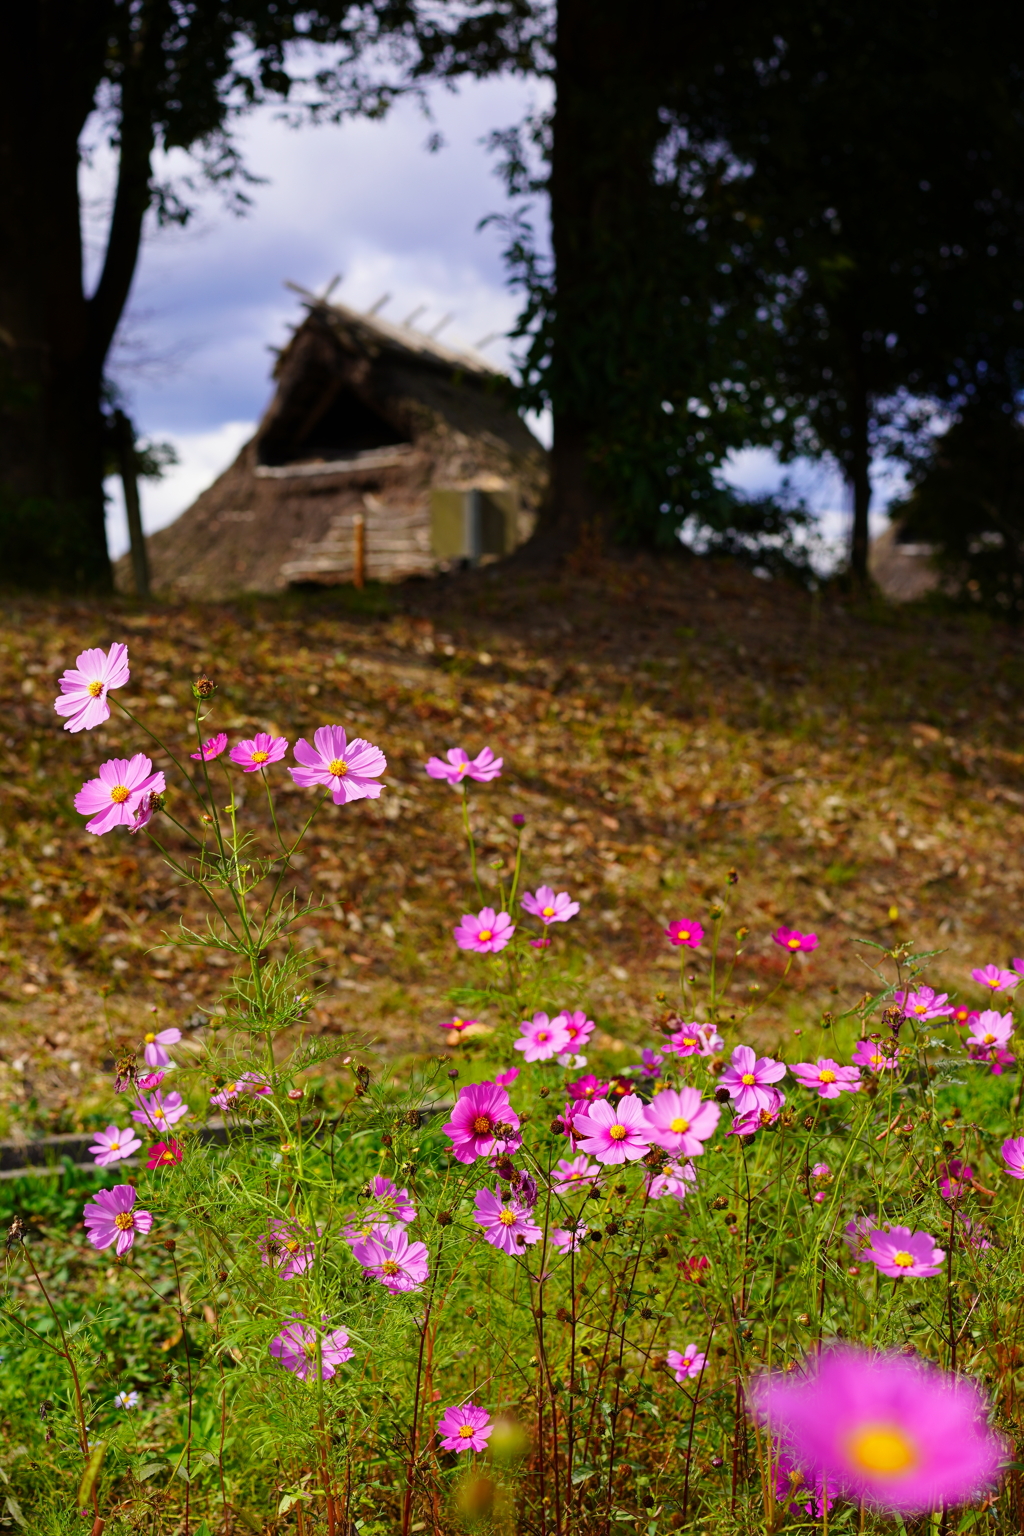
[259,383,410,467]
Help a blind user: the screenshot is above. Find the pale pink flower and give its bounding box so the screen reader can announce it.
[443,1081,520,1163]
[290,725,385,802]
[269,1317,352,1379]
[141,1027,180,1069]
[1001,1136,1024,1179]
[644,1087,720,1157]
[54,642,129,732]
[453,907,514,953]
[521,886,580,925]
[893,985,954,1020]
[573,1094,653,1165]
[88,1125,142,1166]
[790,1058,861,1099]
[229,733,288,773]
[551,1223,588,1253]
[351,1225,430,1292]
[437,1402,493,1451]
[514,1012,572,1062]
[720,1044,786,1115]
[971,963,1019,993]
[425,746,502,785]
[557,1010,595,1048]
[965,1009,1014,1050]
[667,1345,706,1382]
[74,755,166,836]
[811,1162,830,1178]
[843,1213,877,1254]
[130,791,162,834]
[130,1089,189,1131]
[862,1225,945,1278]
[852,1039,900,1072]
[259,1220,317,1278]
[473,1187,542,1254]
[83,1185,152,1255]
[190,733,228,761]
[665,919,703,948]
[646,1159,696,1203]
[551,1155,600,1192]
[209,1072,271,1108]
[773,927,818,953]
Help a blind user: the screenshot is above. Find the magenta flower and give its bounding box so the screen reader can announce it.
[444,1015,480,1035]
[667,1345,706,1383]
[551,1155,600,1192]
[494,1066,519,1087]
[728,1089,786,1137]
[514,1012,572,1062]
[645,1087,720,1157]
[83,1185,153,1255]
[862,1225,945,1279]
[190,732,228,762]
[551,1223,588,1253]
[939,1160,974,1201]
[664,1021,711,1057]
[790,1058,861,1099]
[971,963,1019,993]
[521,886,580,925]
[209,1072,271,1108]
[956,1214,992,1251]
[811,1162,830,1178]
[966,1009,1014,1050]
[74,755,166,836]
[425,746,502,785]
[1001,1136,1024,1179]
[290,725,386,803]
[665,919,703,948]
[453,907,514,953]
[229,733,289,773]
[473,1187,542,1254]
[556,1010,595,1048]
[141,1027,181,1069]
[130,790,162,835]
[843,1213,877,1254]
[443,1081,520,1164]
[259,1220,317,1278]
[352,1225,430,1292]
[568,1073,608,1102]
[88,1125,142,1166]
[646,1159,696,1203]
[130,1089,189,1132]
[852,1039,899,1072]
[437,1402,494,1452]
[750,1346,1006,1513]
[269,1317,353,1380]
[774,1452,834,1518]
[146,1141,182,1169]
[54,642,130,732]
[720,1045,787,1116]
[530,936,552,949]
[362,1174,416,1226]
[773,927,818,953]
[893,985,954,1020]
[573,1094,653,1165]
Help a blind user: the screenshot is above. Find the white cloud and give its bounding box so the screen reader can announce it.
[104,421,255,559]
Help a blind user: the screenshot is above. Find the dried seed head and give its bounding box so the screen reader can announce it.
[192,674,216,699]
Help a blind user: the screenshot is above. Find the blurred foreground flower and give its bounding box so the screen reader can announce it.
[749,1347,1006,1512]
[1002,1136,1024,1178]
[54,642,129,732]
[437,1401,493,1452]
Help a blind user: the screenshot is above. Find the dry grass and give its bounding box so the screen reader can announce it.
[2,556,1023,1136]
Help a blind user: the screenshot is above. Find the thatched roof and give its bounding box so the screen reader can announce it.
[120,293,547,598]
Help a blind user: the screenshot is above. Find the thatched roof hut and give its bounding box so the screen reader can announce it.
[123,292,547,597]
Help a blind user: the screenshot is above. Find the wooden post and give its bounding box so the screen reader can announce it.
[352,510,365,588]
[113,410,150,600]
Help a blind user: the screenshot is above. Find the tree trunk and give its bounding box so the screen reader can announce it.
[848,376,872,586]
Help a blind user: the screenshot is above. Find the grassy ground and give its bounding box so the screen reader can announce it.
[2,555,1024,1140]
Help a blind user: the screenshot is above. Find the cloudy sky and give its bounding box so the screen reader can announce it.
[84,74,891,561]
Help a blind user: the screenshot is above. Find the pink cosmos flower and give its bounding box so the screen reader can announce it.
[1001,1136,1024,1179]
[728,1090,786,1137]
[139,1072,165,1094]
[568,1073,608,1102]
[551,1223,588,1253]
[83,1185,153,1255]
[259,1220,317,1278]
[790,1058,862,1099]
[352,1225,430,1292]
[811,1162,830,1178]
[955,1215,992,1252]
[269,1317,353,1380]
[720,1045,787,1116]
[664,1021,720,1058]
[521,887,580,925]
[852,1039,900,1072]
[551,1155,600,1192]
[190,733,228,762]
[774,1452,834,1518]
[971,963,1019,993]
[425,747,503,785]
[573,1094,653,1165]
[130,1089,189,1132]
[939,1160,973,1201]
[437,1402,494,1452]
[530,936,552,949]
[862,1225,945,1278]
[951,1006,978,1027]
[74,755,166,836]
[971,1044,1015,1075]
[556,1011,596,1049]
[644,1087,721,1157]
[443,1081,521,1164]
[290,725,386,803]
[646,1159,696,1203]
[54,642,130,732]
[773,927,818,953]
[893,985,954,1020]
[844,1213,877,1254]
[454,907,514,953]
[667,1345,706,1383]
[362,1174,416,1226]
[130,791,161,835]
[473,1187,542,1254]
[494,1066,519,1087]
[966,1009,1014,1050]
[88,1125,142,1166]
[665,919,703,948]
[638,1048,664,1079]
[209,1072,272,1108]
[141,1027,181,1069]
[229,733,288,773]
[514,1012,572,1062]
[749,1346,1006,1513]
[146,1141,182,1169]
[445,1015,480,1035]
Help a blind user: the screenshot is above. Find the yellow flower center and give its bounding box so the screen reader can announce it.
[741,1073,756,1085]
[251,750,269,764]
[285,1240,301,1253]
[913,1004,927,1014]
[787,938,800,949]
[110,784,130,803]
[542,906,555,917]
[983,1033,996,1044]
[88,679,104,697]
[819,1069,837,1083]
[160,1150,175,1163]
[109,1141,120,1152]
[458,1423,475,1438]
[114,1211,135,1231]
[153,1108,165,1121]
[471,1115,492,1135]
[892,1250,915,1268]
[569,1172,582,1181]
[304,1340,318,1358]
[328,759,348,776]
[381,1260,400,1276]
[477,929,492,942]
[499,1209,517,1226]
[682,1036,697,1047]
[609,1125,627,1141]
[846,1424,918,1477]
[144,1032,156,1043]
[669,1117,689,1133]
[536,1031,549,1043]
